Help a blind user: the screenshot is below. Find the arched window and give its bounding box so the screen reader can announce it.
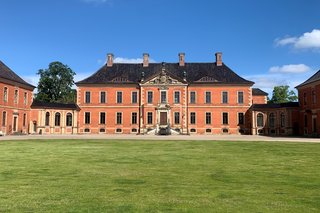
[2,111,6,126]
[269,113,275,128]
[66,113,72,127]
[45,112,50,126]
[55,112,61,126]
[280,113,285,127]
[257,113,264,127]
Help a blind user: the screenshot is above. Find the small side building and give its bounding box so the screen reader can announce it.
[30,100,80,134]
[250,102,300,136]
[252,88,268,104]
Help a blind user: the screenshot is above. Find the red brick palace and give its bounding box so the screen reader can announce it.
[0,52,319,137]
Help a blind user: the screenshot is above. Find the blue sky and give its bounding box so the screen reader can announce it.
[1,0,320,95]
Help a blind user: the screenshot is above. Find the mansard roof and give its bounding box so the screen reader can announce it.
[76,62,254,86]
[252,88,268,96]
[31,100,80,110]
[295,69,320,88]
[0,60,35,90]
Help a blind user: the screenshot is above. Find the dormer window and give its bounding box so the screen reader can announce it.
[196,76,218,82]
[112,77,128,82]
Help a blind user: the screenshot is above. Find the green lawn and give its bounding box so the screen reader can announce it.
[0,140,319,212]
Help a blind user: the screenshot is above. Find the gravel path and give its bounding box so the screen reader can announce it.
[0,134,319,143]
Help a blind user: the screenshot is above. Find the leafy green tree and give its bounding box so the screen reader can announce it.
[269,85,298,103]
[36,62,76,103]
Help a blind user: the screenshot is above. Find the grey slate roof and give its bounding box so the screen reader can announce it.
[252,88,268,96]
[76,62,254,85]
[31,100,80,110]
[252,102,299,109]
[0,60,35,89]
[296,69,320,88]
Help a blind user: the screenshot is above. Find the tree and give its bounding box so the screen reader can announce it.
[269,85,298,103]
[36,62,76,103]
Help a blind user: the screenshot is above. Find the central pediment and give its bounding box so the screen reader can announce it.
[141,65,186,85]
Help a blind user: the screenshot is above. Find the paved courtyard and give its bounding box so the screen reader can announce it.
[0,134,319,143]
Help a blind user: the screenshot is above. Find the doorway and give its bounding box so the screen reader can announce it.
[160,112,167,125]
[13,116,18,132]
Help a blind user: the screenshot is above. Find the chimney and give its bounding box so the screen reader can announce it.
[143,53,149,67]
[215,52,222,66]
[179,52,185,66]
[107,53,114,67]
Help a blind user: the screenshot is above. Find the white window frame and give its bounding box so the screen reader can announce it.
[190,91,196,104]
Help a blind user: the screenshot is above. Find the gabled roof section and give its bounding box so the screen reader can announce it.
[31,100,80,110]
[0,60,35,89]
[252,88,268,96]
[295,69,320,88]
[76,62,254,86]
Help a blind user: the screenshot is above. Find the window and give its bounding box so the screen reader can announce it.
[190,112,196,124]
[100,128,105,133]
[161,91,167,103]
[23,113,26,127]
[132,112,137,124]
[304,114,308,127]
[312,90,316,104]
[190,91,196,104]
[303,93,307,105]
[222,91,228,104]
[100,112,106,124]
[116,112,122,124]
[55,112,61,126]
[269,113,275,128]
[238,91,244,104]
[100,91,106,103]
[206,112,211,125]
[2,111,6,126]
[131,128,138,133]
[222,112,228,125]
[257,113,264,127]
[205,91,211,103]
[117,91,122,104]
[280,113,285,127]
[190,128,196,133]
[132,91,138,104]
[174,91,180,104]
[66,113,72,126]
[174,112,180,124]
[45,112,50,126]
[85,91,90,103]
[85,112,90,124]
[238,112,244,125]
[14,89,18,104]
[3,87,8,102]
[147,91,153,104]
[24,92,27,105]
[147,112,153,124]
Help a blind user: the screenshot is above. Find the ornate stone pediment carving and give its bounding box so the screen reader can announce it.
[143,66,184,86]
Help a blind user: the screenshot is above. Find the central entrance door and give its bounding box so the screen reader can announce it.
[160,112,167,125]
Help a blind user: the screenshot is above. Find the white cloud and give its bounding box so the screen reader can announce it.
[275,29,320,50]
[269,64,310,74]
[23,75,39,87]
[113,57,156,64]
[245,71,312,96]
